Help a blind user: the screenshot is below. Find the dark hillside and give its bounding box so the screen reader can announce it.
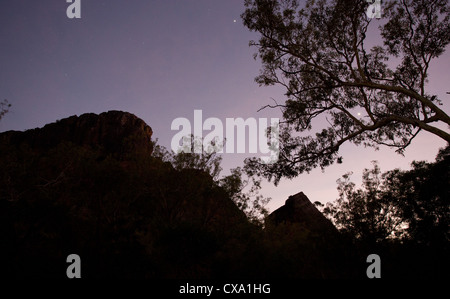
[0,111,358,279]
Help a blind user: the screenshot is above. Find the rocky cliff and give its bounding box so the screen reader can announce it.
[266,192,338,234]
[263,192,355,279]
[0,111,360,279]
[0,110,153,158]
[0,111,255,279]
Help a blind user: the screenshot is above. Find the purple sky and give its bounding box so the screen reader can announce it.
[1,0,449,212]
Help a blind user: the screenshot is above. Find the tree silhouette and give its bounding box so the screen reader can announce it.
[0,100,11,121]
[323,145,449,246]
[323,161,406,244]
[152,137,271,225]
[242,0,450,184]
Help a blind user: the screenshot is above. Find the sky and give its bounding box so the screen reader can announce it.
[1,0,449,212]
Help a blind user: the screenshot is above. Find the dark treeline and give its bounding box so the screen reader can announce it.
[322,145,449,279]
[0,112,448,279]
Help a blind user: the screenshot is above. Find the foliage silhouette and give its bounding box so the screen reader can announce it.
[1,112,447,279]
[0,99,10,121]
[322,145,449,278]
[152,136,271,226]
[323,145,449,246]
[242,0,450,184]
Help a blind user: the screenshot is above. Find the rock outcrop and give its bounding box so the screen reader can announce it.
[263,192,352,279]
[0,111,255,279]
[0,110,153,158]
[266,192,338,234]
[0,112,360,279]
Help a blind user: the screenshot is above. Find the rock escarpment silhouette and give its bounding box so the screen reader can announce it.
[0,111,359,279]
[0,111,255,278]
[267,192,338,234]
[263,192,357,279]
[0,110,154,158]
